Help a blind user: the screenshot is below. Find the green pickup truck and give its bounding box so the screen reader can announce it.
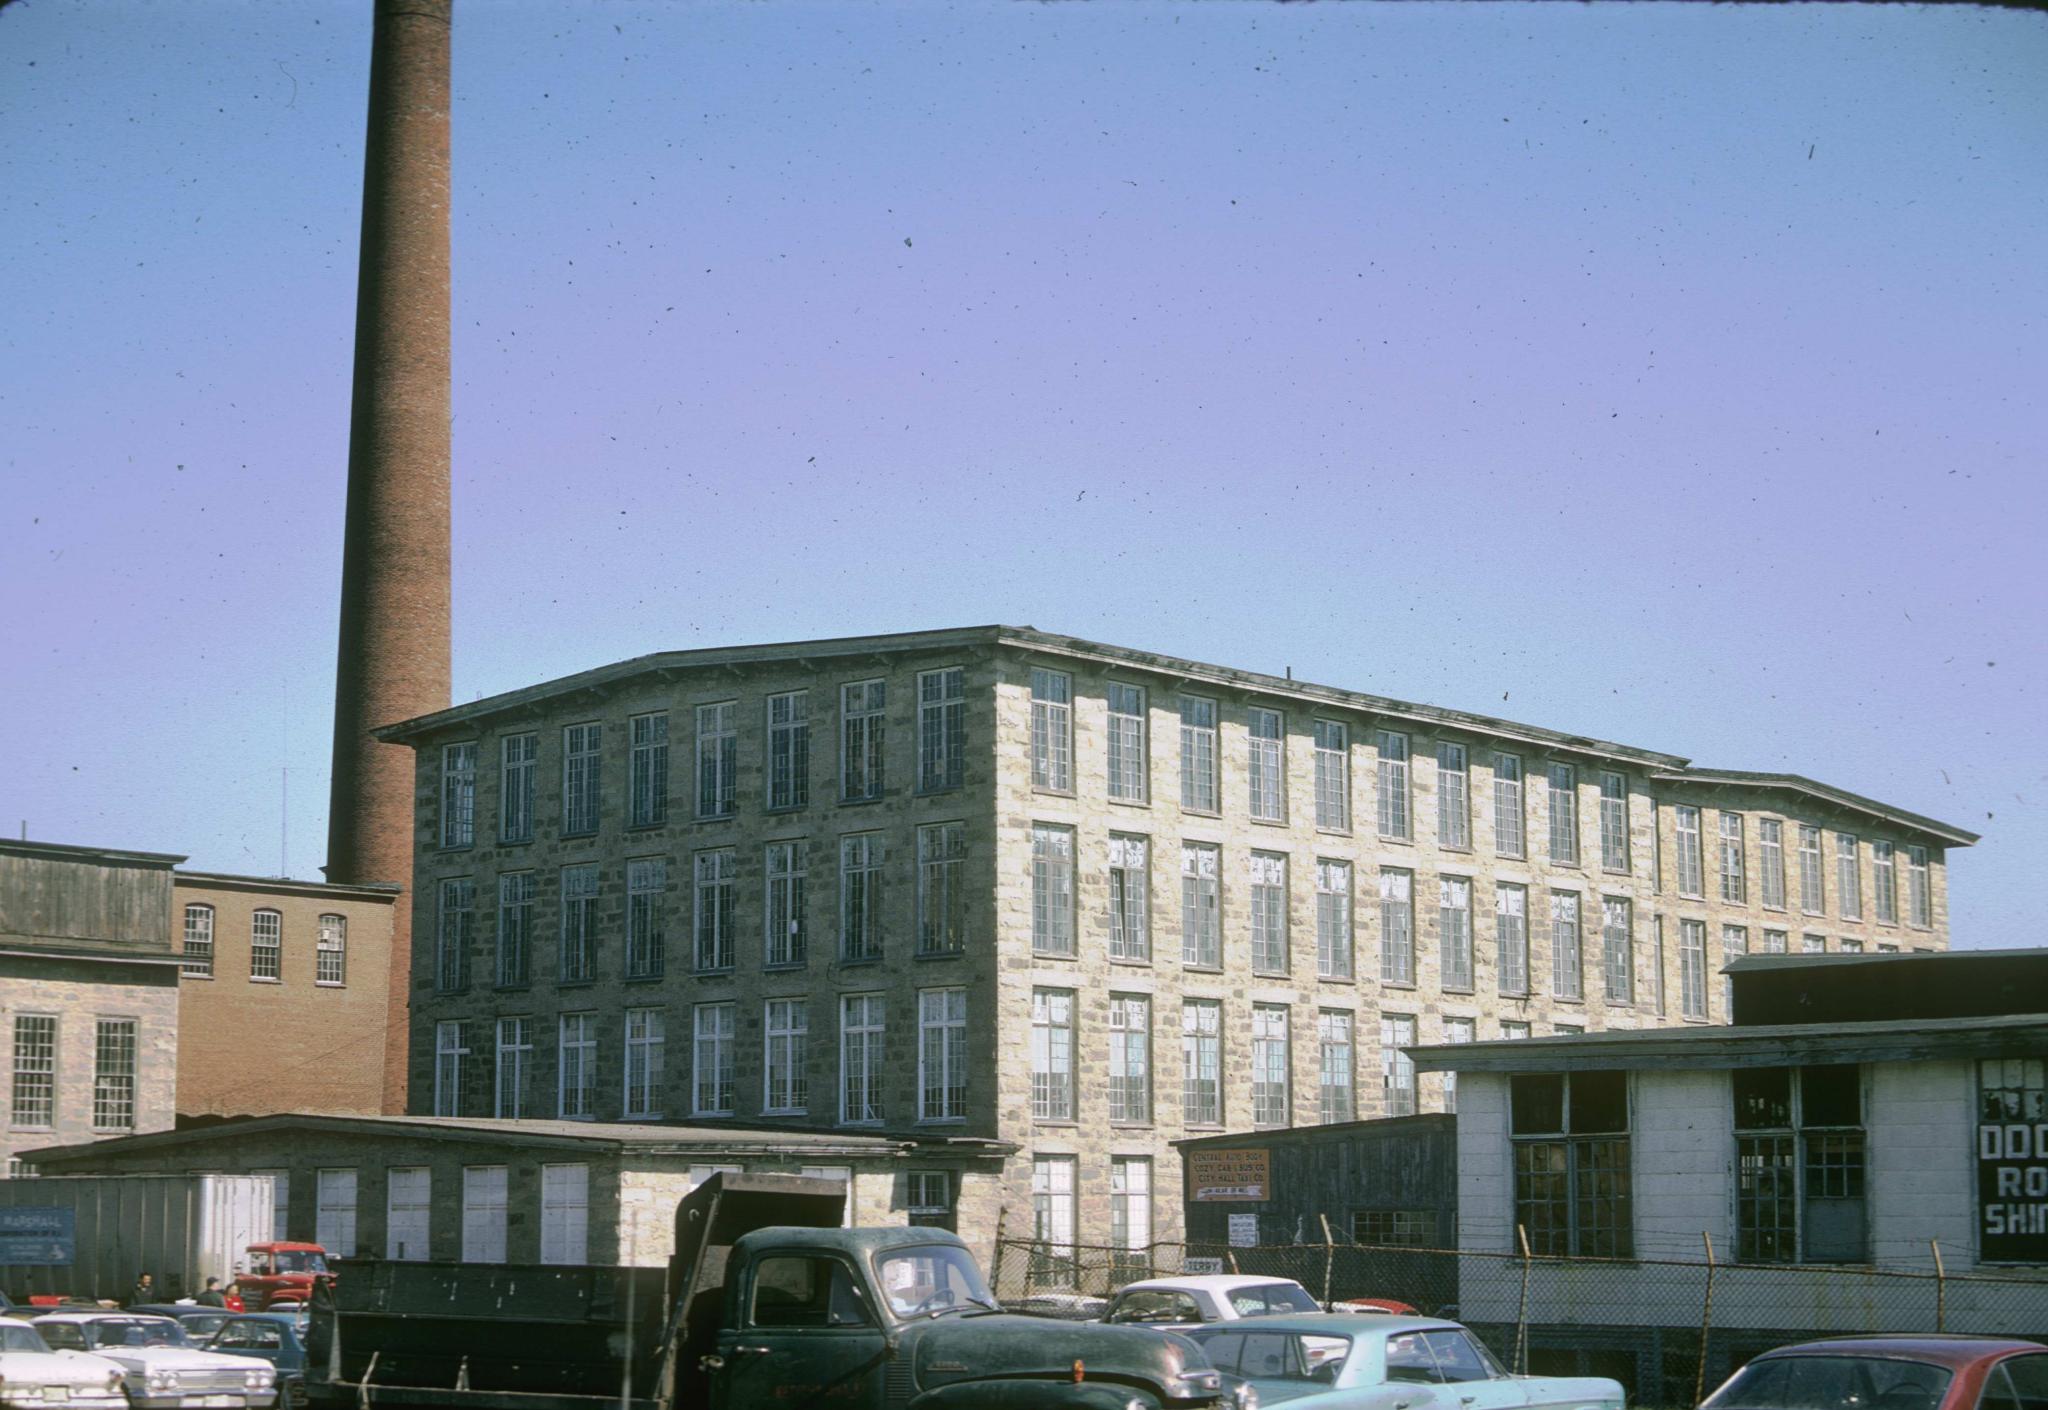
[308,1172,1242,1410]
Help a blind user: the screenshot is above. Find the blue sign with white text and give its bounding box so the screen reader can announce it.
[0,1206,76,1265]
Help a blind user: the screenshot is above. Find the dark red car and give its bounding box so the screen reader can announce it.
[1700,1335,2048,1410]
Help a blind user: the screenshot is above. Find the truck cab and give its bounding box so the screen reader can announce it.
[238,1244,330,1310]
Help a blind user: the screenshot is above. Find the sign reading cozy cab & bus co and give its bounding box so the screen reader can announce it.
[0,1206,75,1265]
[1978,1058,2048,1263]
[1188,1148,1271,1202]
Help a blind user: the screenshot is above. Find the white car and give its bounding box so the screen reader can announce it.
[1102,1274,1323,1331]
[31,1315,277,1410]
[0,1319,128,1410]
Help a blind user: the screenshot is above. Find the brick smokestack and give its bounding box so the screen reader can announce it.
[326,0,451,1115]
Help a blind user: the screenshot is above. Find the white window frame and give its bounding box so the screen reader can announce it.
[1759,818,1787,911]
[557,1012,596,1120]
[1551,890,1583,1001]
[1106,682,1148,803]
[434,880,471,992]
[1318,1009,1355,1124]
[1440,876,1474,992]
[694,849,736,972]
[434,1020,467,1117]
[625,857,666,979]
[628,711,669,828]
[461,1166,507,1264]
[1378,868,1415,987]
[385,1168,431,1261]
[1376,730,1410,839]
[1315,859,1354,981]
[316,913,347,986]
[917,988,967,1123]
[763,998,810,1115]
[1181,843,1221,968]
[1599,771,1628,873]
[1108,834,1150,961]
[916,822,966,956]
[764,841,806,967]
[1108,993,1152,1124]
[767,690,810,811]
[538,1164,589,1266]
[840,833,884,962]
[917,667,965,793]
[251,908,283,983]
[1030,668,1073,792]
[315,1168,358,1258]
[1182,998,1223,1127]
[1029,988,1075,1121]
[693,1003,736,1117]
[1494,753,1525,858]
[1720,813,1747,905]
[494,1016,530,1120]
[695,701,737,819]
[1496,883,1529,997]
[562,722,601,836]
[1251,1003,1291,1128]
[1179,695,1219,813]
[1547,762,1579,866]
[840,993,885,1125]
[840,680,886,803]
[497,871,534,988]
[1031,823,1075,957]
[1438,742,1470,849]
[558,863,598,983]
[623,1007,665,1119]
[1248,707,1285,822]
[440,741,476,849]
[1249,851,1289,974]
[182,903,215,978]
[1314,719,1351,832]
[1836,833,1862,921]
[1380,1013,1417,1117]
[500,733,537,843]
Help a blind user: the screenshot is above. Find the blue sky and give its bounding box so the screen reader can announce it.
[2,2,2042,947]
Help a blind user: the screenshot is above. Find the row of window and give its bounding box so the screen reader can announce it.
[8,1016,137,1132]
[1671,814,1933,928]
[1029,1153,1153,1273]
[292,1163,587,1264]
[180,904,348,984]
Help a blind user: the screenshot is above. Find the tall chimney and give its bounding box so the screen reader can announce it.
[326,0,451,1115]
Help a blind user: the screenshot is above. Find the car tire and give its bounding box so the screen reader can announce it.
[277,1383,295,1410]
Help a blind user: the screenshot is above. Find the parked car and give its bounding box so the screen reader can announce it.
[30,1313,278,1410]
[127,1307,238,1342]
[1103,1275,1323,1331]
[202,1315,308,1410]
[0,1317,129,1410]
[1186,1314,1627,1410]
[1700,1335,2047,1410]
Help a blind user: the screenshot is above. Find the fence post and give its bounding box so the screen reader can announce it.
[1226,1249,1240,1275]
[1515,1224,1533,1376]
[1319,1214,1337,1310]
[1695,1232,1718,1410]
[990,1206,1010,1299]
[1931,1239,1946,1333]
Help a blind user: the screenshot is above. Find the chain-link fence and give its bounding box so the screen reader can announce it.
[989,1237,2048,1409]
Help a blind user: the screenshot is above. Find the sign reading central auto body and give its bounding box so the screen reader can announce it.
[1188,1148,1271,1202]
[0,1206,75,1265]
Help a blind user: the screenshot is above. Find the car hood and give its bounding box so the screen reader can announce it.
[93,1347,260,1372]
[11,1351,127,1385]
[911,1315,1194,1390]
[1512,1374,1625,1404]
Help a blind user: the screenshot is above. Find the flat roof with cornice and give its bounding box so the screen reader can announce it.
[174,871,402,903]
[368,625,1976,845]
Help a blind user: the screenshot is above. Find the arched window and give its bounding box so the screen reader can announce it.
[182,904,216,978]
[317,914,348,986]
[251,909,283,981]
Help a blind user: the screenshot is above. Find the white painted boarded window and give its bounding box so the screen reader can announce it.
[315,1168,357,1257]
[461,1166,507,1264]
[385,1168,431,1261]
[539,1164,589,1266]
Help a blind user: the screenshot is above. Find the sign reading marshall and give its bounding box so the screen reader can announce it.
[1187,1148,1271,1202]
[1978,1057,2048,1263]
[0,1206,75,1266]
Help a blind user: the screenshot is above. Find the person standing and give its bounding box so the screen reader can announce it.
[129,1272,155,1306]
[195,1277,228,1308]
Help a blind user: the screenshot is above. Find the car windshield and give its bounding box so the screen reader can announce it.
[873,1244,996,1318]
[1706,1356,1955,1410]
[271,1252,327,1274]
[0,1325,49,1353]
[85,1319,190,1350]
[1228,1283,1321,1317]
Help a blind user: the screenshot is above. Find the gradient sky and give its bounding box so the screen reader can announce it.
[2,2,2042,949]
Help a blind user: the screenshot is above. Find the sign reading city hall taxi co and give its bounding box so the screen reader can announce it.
[1978,1058,2048,1263]
[1188,1148,1271,1202]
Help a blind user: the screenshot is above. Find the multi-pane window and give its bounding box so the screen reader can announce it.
[1248,707,1285,822]
[917,667,965,792]
[1179,696,1219,812]
[251,908,283,981]
[1182,999,1222,1126]
[1380,1013,1417,1117]
[1107,683,1148,802]
[763,999,809,1115]
[1315,860,1354,980]
[316,914,347,985]
[1511,1070,1632,1256]
[1030,988,1075,1120]
[1840,937,1864,954]
[1110,1158,1152,1272]
[1030,1157,1077,1280]
[441,742,476,848]
[1679,919,1708,1020]
[1759,819,1787,910]
[1031,824,1075,956]
[692,1003,735,1117]
[1762,928,1789,953]
[182,904,215,978]
[1602,897,1633,1005]
[494,1016,530,1119]
[496,872,534,987]
[1252,1003,1291,1128]
[433,884,468,992]
[1802,933,1827,954]
[500,734,537,843]
[1030,668,1073,791]
[11,1016,55,1127]
[840,833,884,962]
[1719,814,1747,904]
[840,993,885,1125]
[917,988,968,1121]
[628,712,669,827]
[462,1166,508,1263]
[766,691,810,810]
[1108,835,1150,961]
[1108,994,1152,1123]
[557,1013,595,1119]
[1181,843,1221,968]
[1544,763,1578,865]
[764,842,806,967]
[1494,754,1525,857]
[1735,1065,1866,1263]
[1318,1010,1356,1123]
[1376,730,1410,839]
[1438,743,1470,849]
[1314,720,1350,831]
[1799,825,1826,914]
[1379,869,1415,986]
[625,858,665,978]
[1353,1210,1440,1246]
[1723,924,1749,1013]
[1872,842,1897,925]
[696,702,737,819]
[1551,892,1583,1001]
[1836,834,1862,921]
[1442,1017,1475,1115]
[1908,846,1932,927]
[1250,852,1289,974]
[907,1171,953,1229]
[1496,884,1529,996]
[1674,806,1705,897]
[693,850,735,972]
[1650,918,1667,1016]
[1440,877,1474,991]
[434,1020,467,1117]
[559,863,598,983]
[840,680,886,802]
[917,822,966,955]
[1599,771,1628,872]
[562,723,601,836]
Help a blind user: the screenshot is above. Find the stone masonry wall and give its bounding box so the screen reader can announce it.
[0,956,178,1172]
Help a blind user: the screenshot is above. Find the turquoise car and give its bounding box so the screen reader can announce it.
[202,1315,308,1410]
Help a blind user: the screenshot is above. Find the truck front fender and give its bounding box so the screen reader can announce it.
[909,1382,1163,1410]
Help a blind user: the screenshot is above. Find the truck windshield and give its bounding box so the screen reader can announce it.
[873,1245,996,1319]
[273,1252,328,1273]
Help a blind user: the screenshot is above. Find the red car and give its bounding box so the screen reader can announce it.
[1700,1335,2048,1410]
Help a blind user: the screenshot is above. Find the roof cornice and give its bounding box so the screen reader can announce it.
[1651,768,1978,846]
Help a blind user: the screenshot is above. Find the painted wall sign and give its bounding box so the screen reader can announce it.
[0,1206,75,1265]
[1188,1148,1271,1202]
[1978,1059,2048,1263]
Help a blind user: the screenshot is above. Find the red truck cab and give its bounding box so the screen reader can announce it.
[238,1242,331,1309]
